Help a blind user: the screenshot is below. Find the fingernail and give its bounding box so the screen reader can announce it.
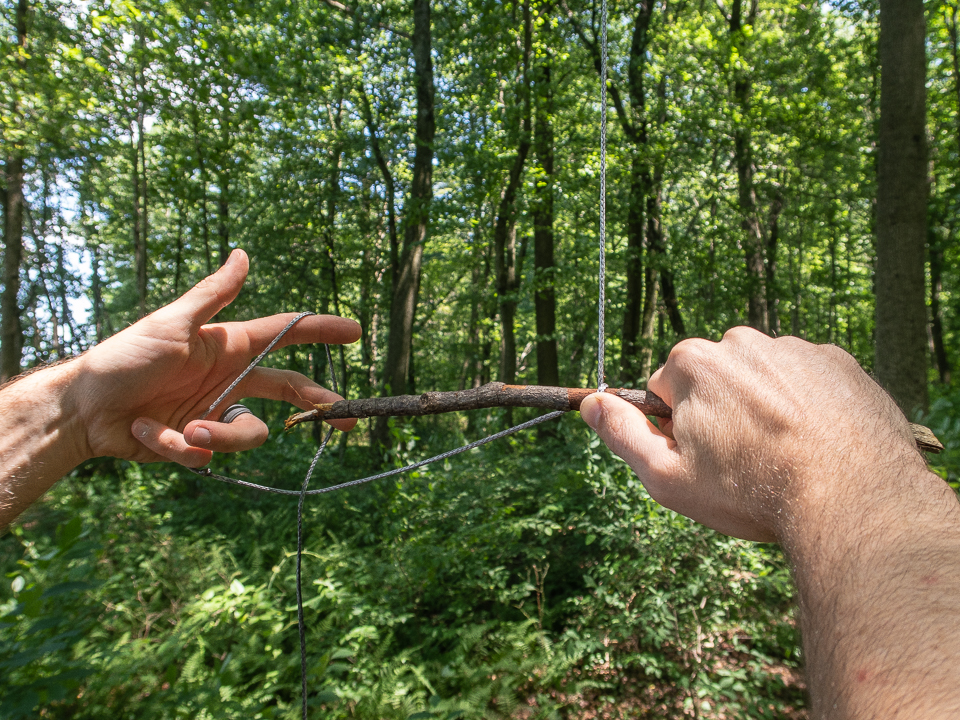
[132,419,150,439]
[224,249,237,267]
[191,427,212,447]
[580,395,602,430]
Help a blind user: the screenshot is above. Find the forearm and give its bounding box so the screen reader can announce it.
[0,361,91,531]
[782,461,960,719]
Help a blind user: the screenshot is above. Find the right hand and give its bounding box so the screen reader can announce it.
[580,327,924,542]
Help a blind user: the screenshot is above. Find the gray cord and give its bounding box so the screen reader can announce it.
[597,0,608,393]
[199,311,315,421]
[189,409,564,497]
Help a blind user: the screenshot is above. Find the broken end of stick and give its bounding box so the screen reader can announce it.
[284,403,336,430]
[911,423,944,454]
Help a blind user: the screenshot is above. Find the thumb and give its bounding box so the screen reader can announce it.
[166,249,249,327]
[580,392,680,485]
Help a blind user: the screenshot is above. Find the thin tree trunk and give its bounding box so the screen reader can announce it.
[174,203,184,296]
[766,187,784,336]
[359,89,399,282]
[638,179,663,382]
[728,0,768,334]
[494,0,533,389]
[192,111,212,275]
[218,172,229,265]
[929,236,951,384]
[875,0,929,415]
[621,159,645,380]
[383,0,434,400]
[90,237,104,342]
[2,0,28,381]
[533,21,559,388]
[2,152,24,382]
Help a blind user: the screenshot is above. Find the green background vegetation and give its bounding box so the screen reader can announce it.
[2,0,959,716]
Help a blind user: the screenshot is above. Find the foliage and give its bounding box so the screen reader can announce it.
[2,0,958,716]
[1,421,803,718]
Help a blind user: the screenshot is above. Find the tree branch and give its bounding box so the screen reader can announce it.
[284,381,945,454]
[286,382,671,426]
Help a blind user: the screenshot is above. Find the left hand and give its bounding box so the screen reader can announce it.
[73,249,361,468]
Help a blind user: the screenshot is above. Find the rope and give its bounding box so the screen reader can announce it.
[597,0,608,393]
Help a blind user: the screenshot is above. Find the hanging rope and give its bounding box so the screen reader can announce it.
[597,0,609,393]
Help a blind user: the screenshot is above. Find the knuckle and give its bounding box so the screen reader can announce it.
[666,337,717,374]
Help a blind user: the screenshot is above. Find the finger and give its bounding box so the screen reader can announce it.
[647,368,675,440]
[221,313,361,355]
[580,393,682,503]
[237,367,358,431]
[164,249,249,328]
[132,417,213,468]
[183,413,270,453]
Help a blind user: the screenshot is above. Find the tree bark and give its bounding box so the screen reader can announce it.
[383,0,434,397]
[2,0,28,382]
[494,0,533,387]
[728,0,768,334]
[621,158,645,381]
[929,236,951,384]
[287,382,672,425]
[2,153,24,383]
[875,0,929,415]
[133,25,148,319]
[217,172,230,266]
[533,51,559,387]
[192,110,212,275]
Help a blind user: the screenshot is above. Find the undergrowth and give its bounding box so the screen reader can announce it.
[1,411,804,718]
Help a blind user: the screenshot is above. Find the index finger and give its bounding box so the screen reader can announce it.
[163,249,249,328]
[205,313,362,357]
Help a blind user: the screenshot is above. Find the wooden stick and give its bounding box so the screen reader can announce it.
[285,382,668,425]
[284,381,944,454]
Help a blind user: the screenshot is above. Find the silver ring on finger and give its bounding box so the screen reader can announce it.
[220,404,253,424]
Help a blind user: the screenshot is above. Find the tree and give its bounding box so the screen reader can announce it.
[875,0,929,414]
[1,0,28,382]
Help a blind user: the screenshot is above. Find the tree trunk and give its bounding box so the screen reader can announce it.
[728,0,768,334]
[192,110,212,275]
[2,0,27,382]
[132,25,148,319]
[218,173,230,265]
[533,54,559,387]
[383,0,434,397]
[766,187,784,336]
[875,0,929,415]
[494,0,532,387]
[929,235,951,384]
[131,124,147,318]
[621,159,645,382]
[2,154,24,382]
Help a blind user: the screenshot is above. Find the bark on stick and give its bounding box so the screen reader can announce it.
[285,382,669,427]
[283,381,944,454]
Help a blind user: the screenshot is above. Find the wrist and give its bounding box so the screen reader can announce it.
[0,359,93,528]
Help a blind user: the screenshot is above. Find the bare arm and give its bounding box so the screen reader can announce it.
[581,327,960,719]
[0,249,361,532]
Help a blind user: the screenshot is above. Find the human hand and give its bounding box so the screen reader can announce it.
[580,327,925,542]
[73,249,360,468]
